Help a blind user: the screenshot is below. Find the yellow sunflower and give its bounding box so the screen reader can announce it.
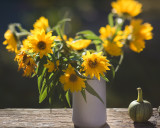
[59,64,86,92]
[28,29,56,58]
[99,25,125,56]
[55,35,67,41]
[99,25,116,40]
[44,60,59,72]
[103,40,122,56]
[99,25,125,46]
[128,19,153,53]
[33,16,49,31]
[3,30,17,53]
[129,40,145,53]
[81,51,110,80]
[20,39,31,51]
[66,38,91,50]
[15,51,37,77]
[111,0,142,18]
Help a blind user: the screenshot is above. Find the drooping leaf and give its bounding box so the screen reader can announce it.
[77,30,95,35]
[76,30,101,40]
[65,91,71,107]
[92,40,102,45]
[37,68,46,93]
[57,18,71,27]
[61,13,70,35]
[40,70,62,104]
[39,86,48,103]
[38,75,49,103]
[52,18,71,31]
[39,72,55,103]
[37,56,47,77]
[100,74,109,83]
[81,89,87,103]
[74,69,91,80]
[39,73,50,94]
[92,40,103,52]
[85,82,104,104]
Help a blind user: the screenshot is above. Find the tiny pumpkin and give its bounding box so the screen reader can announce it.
[128,87,152,122]
[158,106,160,115]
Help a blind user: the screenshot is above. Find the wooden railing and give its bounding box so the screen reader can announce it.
[0,108,159,128]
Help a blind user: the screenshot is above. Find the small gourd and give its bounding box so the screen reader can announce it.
[128,87,152,122]
[158,106,160,115]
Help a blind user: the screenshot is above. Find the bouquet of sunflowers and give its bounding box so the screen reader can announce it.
[3,0,153,106]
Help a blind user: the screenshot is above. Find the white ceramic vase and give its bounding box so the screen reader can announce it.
[72,77,106,128]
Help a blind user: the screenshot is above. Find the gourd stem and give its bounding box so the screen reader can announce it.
[137,88,143,102]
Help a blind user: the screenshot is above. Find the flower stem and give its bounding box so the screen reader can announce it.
[16,32,31,37]
[115,52,124,72]
[137,87,143,103]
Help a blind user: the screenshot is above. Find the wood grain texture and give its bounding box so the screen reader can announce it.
[0,108,159,128]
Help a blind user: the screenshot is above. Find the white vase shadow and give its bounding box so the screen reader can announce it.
[74,122,110,128]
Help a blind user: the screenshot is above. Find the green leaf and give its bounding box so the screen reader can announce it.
[74,69,91,80]
[43,74,54,92]
[85,82,104,104]
[39,74,48,95]
[52,18,71,30]
[57,18,71,26]
[100,74,109,83]
[53,18,71,41]
[92,40,103,52]
[31,72,36,78]
[77,30,95,35]
[37,56,47,76]
[39,86,48,103]
[92,40,102,45]
[37,68,46,93]
[65,91,71,107]
[81,89,87,103]
[61,13,70,35]
[38,72,54,103]
[39,70,61,104]
[39,73,54,104]
[76,30,101,40]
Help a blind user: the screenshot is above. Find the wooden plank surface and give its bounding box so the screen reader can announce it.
[0,108,159,128]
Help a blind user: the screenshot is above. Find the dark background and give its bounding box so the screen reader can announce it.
[0,0,160,108]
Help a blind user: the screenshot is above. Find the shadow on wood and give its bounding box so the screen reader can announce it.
[134,121,156,128]
[74,122,110,128]
[101,123,110,128]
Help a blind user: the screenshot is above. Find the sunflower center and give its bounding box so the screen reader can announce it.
[88,60,97,68]
[37,41,46,50]
[23,54,28,63]
[27,61,31,66]
[22,54,31,65]
[69,74,77,82]
[123,13,130,18]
